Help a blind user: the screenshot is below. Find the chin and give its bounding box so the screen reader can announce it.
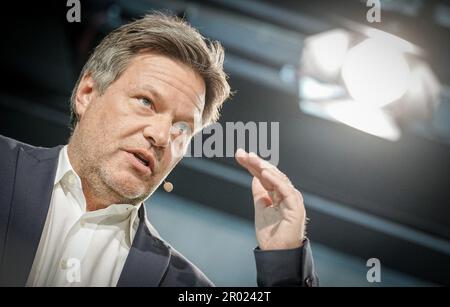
[101,169,151,202]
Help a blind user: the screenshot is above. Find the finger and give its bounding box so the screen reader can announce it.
[246,152,294,188]
[236,149,298,202]
[260,164,294,189]
[245,154,294,195]
[261,168,300,211]
[246,152,289,182]
[247,152,273,174]
[262,167,297,197]
[235,149,276,191]
[245,154,298,201]
[235,149,263,178]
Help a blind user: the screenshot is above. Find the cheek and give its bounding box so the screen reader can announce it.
[82,99,111,132]
[104,97,145,136]
[88,96,132,138]
[80,102,122,156]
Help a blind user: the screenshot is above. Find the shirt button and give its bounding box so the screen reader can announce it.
[68,174,76,185]
[305,276,314,287]
[80,220,86,227]
[60,259,68,269]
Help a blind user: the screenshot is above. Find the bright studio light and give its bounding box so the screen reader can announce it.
[299,27,439,142]
[324,100,401,141]
[341,38,411,107]
[365,28,418,54]
[303,29,351,79]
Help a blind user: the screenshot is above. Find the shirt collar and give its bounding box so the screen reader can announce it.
[81,203,142,245]
[54,145,86,211]
[54,145,75,185]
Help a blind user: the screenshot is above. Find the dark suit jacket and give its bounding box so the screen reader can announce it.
[0,135,318,287]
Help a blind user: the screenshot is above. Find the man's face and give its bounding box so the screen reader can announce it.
[71,53,205,205]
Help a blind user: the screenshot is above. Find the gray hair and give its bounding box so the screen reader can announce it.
[70,12,231,131]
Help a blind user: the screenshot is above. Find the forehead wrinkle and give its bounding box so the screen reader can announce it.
[138,60,204,97]
[128,54,204,102]
[143,64,204,103]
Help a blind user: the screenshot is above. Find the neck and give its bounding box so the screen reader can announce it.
[79,177,113,211]
[67,141,126,212]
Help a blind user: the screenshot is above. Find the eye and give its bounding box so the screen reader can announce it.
[171,121,192,137]
[138,97,154,109]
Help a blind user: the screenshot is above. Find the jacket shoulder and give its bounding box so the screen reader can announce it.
[0,135,41,183]
[0,134,35,154]
[0,135,31,186]
[0,135,62,162]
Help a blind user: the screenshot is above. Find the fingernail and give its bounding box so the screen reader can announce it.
[235,148,246,157]
[249,152,257,158]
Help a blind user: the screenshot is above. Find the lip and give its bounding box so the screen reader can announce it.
[123,148,156,175]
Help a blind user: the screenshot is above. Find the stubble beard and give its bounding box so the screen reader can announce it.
[70,136,154,208]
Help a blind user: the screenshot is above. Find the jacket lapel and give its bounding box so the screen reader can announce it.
[0,145,61,286]
[117,205,171,287]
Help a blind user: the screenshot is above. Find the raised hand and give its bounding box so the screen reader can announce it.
[235,149,306,250]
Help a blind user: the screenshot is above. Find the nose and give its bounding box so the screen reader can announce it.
[143,114,171,148]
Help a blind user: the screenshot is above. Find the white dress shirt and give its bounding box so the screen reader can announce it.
[26,145,141,287]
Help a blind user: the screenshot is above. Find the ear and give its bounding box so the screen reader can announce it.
[74,73,96,120]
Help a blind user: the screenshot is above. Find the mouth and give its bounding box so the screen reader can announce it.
[133,152,150,167]
[124,148,156,174]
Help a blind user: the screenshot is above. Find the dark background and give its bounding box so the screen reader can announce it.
[0,0,449,286]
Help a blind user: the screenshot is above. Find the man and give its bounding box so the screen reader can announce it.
[0,13,318,287]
